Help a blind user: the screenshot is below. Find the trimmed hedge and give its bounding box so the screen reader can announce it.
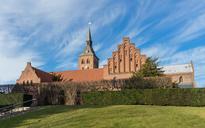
[81,89,205,107]
[0,93,23,106]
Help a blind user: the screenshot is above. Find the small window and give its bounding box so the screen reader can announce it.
[81,59,85,64]
[179,76,183,83]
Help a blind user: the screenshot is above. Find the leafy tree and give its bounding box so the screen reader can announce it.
[52,74,63,82]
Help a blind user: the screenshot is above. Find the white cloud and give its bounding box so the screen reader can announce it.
[0,30,43,84]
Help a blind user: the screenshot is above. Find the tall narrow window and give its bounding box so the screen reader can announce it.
[81,59,85,64]
[179,76,183,83]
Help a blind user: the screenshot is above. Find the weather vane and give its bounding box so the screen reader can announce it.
[88,21,92,25]
[88,21,92,28]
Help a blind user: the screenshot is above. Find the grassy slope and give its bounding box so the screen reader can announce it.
[1,105,205,128]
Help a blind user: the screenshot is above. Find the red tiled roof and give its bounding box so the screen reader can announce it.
[32,67,53,82]
[54,68,104,82]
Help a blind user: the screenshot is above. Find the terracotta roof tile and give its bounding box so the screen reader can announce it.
[54,68,104,82]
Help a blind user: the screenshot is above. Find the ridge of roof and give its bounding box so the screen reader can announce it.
[54,68,104,82]
[32,67,53,82]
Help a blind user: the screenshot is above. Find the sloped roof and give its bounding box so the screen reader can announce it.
[32,67,53,82]
[54,68,104,82]
[162,63,193,75]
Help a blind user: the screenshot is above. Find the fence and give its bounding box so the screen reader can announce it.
[0,99,37,119]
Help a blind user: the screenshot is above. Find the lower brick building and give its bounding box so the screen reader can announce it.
[16,29,195,88]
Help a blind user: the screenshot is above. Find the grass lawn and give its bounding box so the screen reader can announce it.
[1,105,205,128]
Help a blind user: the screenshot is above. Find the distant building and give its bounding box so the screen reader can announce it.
[16,29,195,88]
[162,62,195,88]
[16,62,53,84]
[0,85,14,94]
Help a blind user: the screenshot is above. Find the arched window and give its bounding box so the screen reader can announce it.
[136,63,138,67]
[81,59,85,64]
[87,59,90,64]
[179,76,183,83]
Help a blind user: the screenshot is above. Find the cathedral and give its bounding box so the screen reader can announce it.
[16,29,195,88]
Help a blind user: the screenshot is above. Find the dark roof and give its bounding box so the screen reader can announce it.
[32,67,53,82]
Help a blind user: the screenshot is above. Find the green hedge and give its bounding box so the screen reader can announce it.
[81,89,205,106]
[0,93,23,106]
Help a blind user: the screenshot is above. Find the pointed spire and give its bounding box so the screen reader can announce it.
[86,27,92,46]
[86,27,92,42]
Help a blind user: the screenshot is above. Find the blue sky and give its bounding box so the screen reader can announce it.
[0,0,205,87]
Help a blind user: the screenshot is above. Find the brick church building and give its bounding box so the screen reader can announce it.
[16,29,195,88]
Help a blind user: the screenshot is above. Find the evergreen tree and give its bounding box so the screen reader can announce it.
[132,57,164,78]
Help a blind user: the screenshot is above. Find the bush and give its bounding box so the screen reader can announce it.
[124,77,175,89]
[0,93,23,106]
[82,89,205,107]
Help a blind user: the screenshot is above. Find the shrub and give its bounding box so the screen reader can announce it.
[82,89,205,107]
[124,77,174,89]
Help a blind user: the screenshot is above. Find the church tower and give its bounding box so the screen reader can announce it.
[78,28,99,70]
